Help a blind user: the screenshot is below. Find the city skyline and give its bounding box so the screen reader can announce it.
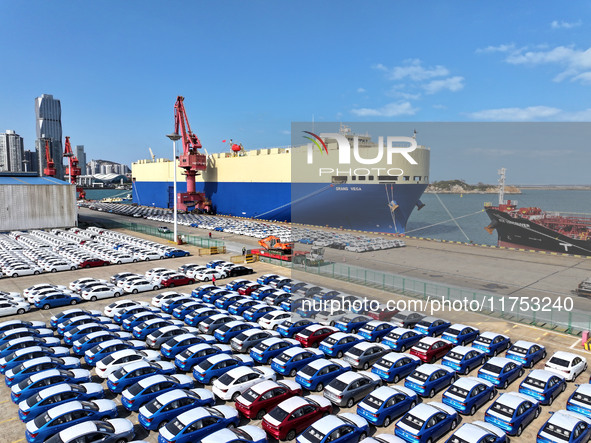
[1,2,591,183]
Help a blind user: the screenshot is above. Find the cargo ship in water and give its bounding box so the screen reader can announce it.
[131,125,430,234]
[485,168,591,256]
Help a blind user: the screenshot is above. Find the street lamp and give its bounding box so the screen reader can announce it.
[166,132,182,244]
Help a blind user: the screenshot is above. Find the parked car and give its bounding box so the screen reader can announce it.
[230,329,280,353]
[214,321,260,344]
[174,343,232,372]
[235,379,302,419]
[334,314,372,333]
[443,421,507,443]
[404,364,457,398]
[42,419,135,443]
[544,351,587,382]
[442,376,496,416]
[505,340,546,368]
[192,353,254,384]
[11,368,91,403]
[295,358,351,392]
[35,292,82,310]
[395,402,459,443]
[324,371,382,408]
[410,336,454,363]
[106,360,176,394]
[518,369,566,405]
[441,324,480,346]
[484,392,541,437]
[121,373,194,411]
[390,311,425,329]
[478,357,525,389]
[472,332,511,357]
[414,317,452,337]
[277,319,316,338]
[295,325,338,348]
[5,356,81,387]
[318,332,364,359]
[296,413,369,443]
[357,385,418,427]
[200,425,267,443]
[212,366,276,401]
[358,321,396,342]
[371,353,422,383]
[381,327,425,352]
[95,349,162,379]
[441,346,488,375]
[536,409,591,443]
[567,383,591,418]
[250,337,301,365]
[343,342,390,370]
[157,406,240,443]
[271,347,325,377]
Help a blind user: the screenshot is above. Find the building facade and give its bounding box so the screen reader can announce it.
[23,150,39,173]
[35,94,64,179]
[75,145,86,174]
[0,130,25,172]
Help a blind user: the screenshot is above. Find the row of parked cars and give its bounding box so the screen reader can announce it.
[3,269,591,443]
[82,202,405,252]
[0,227,190,280]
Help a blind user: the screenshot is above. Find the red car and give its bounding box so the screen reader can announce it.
[239,283,263,295]
[367,303,398,321]
[295,325,338,348]
[262,394,333,441]
[79,258,109,268]
[235,380,302,419]
[160,274,195,288]
[410,336,454,363]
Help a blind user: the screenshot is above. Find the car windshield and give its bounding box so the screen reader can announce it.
[268,406,289,422]
[573,392,591,405]
[509,346,528,355]
[298,329,313,337]
[100,355,116,365]
[542,422,572,440]
[490,402,514,418]
[165,418,185,435]
[362,395,383,408]
[301,426,325,443]
[276,353,291,363]
[145,398,163,414]
[481,363,503,374]
[400,413,424,431]
[445,328,461,336]
[300,365,318,377]
[127,382,144,396]
[447,385,469,398]
[240,388,259,403]
[347,347,364,356]
[329,379,349,391]
[548,357,570,368]
[523,377,546,389]
[235,333,248,342]
[218,373,234,385]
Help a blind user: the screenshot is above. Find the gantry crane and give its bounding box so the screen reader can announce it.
[63,136,85,199]
[173,96,211,212]
[42,139,56,177]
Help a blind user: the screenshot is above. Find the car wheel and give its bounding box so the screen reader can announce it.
[169,284,175,288]
[158,420,168,430]
[561,382,566,392]
[70,267,76,271]
[17,308,24,315]
[210,377,217,384]
[542,351,547,359]
[451,419,458,430]
[481,357,486,366]
[351,328,357,334]
[535,406,541,418]
[133,259,137,263]
[286,430,297,441]
[115,292,121,297]
[503,380,508,389]
[410,400,416,408]
[51,268,57,273]
[547,394,554,405]
[90,296,97,302]
[463,366,470,375]
[358,433,367,442]
[519,368,524,377]
[346,398,354,408]
[392,374,400,383]
[43,304,50,310]
[11,273,18,278]
[470,405,477,415]
[190,279,195,284]
[337,351,343,358]
[426,439,432,443]
[84,265,90,268]
[132,289,138,294]
[429,389,435,398]
[231,392,240,401]
[489,390,495,400]
[400,345,406,352]
[315,382,324,392]
[70,299,78,305]
[363,362,369,370]
[204,278,209,282]
[290,369,297,377]
[115,439,127,443]
[383,416,392,427]
[516,425,523,437]
[256,409,266,420]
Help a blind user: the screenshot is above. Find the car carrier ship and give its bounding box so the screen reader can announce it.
[485,168,591,256]
[131,125,430,234]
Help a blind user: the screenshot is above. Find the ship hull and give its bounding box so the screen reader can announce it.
[132,181,427,234]
[486,208,591,256]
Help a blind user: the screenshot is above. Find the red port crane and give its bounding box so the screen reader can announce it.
[42,139,56,177]
[173,96,211,212]
[63,136,86,199]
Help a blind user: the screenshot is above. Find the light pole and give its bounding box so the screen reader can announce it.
[167,132,181,244]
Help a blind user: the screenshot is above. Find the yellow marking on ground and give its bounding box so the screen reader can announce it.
[0,417,17,424]
[504,329,511,333]
[11,439,25,443]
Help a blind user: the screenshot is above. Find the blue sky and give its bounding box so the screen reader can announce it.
[1,1,590,184]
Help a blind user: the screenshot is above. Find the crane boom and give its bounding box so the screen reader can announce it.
[63,136,85,199]
[42,139,56,177]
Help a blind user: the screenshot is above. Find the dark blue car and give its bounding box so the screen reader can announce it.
[215,294,244,310]
[318,332,364,358]
[1,346,70,374]
[121,374,194,411]
[11,368,91,403]
[295,358,351,392]
[506,340,546,368]
[372,353,422,383]
[518,369,566,406]
[413,317,452,337]
[478,357,524,389]
[243,305,277,322]
[122,311,162,331]
[174,343,233,372]
[228,300,262,316]
[276,319,316,337]
[165,249,190,258]
[358,321,396,342]
[5,356,81,387]
[484,392,541,436]
[250,337,301,365]
[472,332,511,357]
[334,315,372,334]
[63,324,119,345]
[202,289,233,305]
[114,306,155,324]
[161,333,210,359]
[441,324,480,346]
[34,293,82,311]
[157,406,240,443]
[271,347,325,377]
[567,383,591,418]
[357,385,418,427]
[0,337,61,358]
[161,297,195,314]
[442,376,496,415]
[296,413,369,443]
[192,354,254,384]
[84,339,145,366]
[173,301,208,320]
[395,402,459,442]
[49,309,100,329]
[537,410,591,443]
[133,319,179,339]
[382,327,425,352]
[442,346,488,375]
[191,285,218,299]
[183,308,222,327]
[225,279,251,291]
[214,321,257,344]
[404,364,457,398]
[106,360,176,393]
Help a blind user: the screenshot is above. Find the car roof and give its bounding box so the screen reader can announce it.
[335,371,366,384]
[312,414,346,432]
[478,331,508,339]
[452,376,491,390]
[550,351,583,362]
[448,346,482,356]
[277,396,310,412]
[250,380,279,394]
[419,336,449,346]
[415,364,451,375]
[512,340,540,349]
[547,410,591,428]
[487,357,515,366]
[382,353,420,363]
[495,392,538,408]
[527,369,564,382]
[371,385,415,401]
[446,324,471,331]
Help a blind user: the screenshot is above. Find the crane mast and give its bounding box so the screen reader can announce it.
[42,139,56,177]
[63,136,85,199]
[173,96,211,212]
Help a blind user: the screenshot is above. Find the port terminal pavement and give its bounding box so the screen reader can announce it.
[0,223,590,443]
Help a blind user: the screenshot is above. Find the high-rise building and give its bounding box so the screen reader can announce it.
[23,150,38,173]
[35,94,64,179]
[0,130,25,172]
[75,145,86,174]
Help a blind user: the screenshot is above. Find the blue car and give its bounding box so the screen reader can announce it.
[484,392,541,436]
[518,369,566,405]
[0,346,70,374]
[413,317,452,337]
[334,315,372,333]
[381,327,425,352]
[372,353,422,383]
[49,309,100,329]
[0,328,53,344]
[63,323,120,345]
[138,388,215,430]
[567,384,591,418]
[442,376,496,415]
[133,319,179,339]
[191,285,218,299]
[250,286,277,301]
[263,291,291,307]
[11,368,92,403]
[318,332,364,358]
[229,300,266,316]
[277,319,316,337]
[106,360,176,393]
[34,293,82,311]
[537,409,591,443]
[243,305,278,322]
[444,421,507,443]
[297,413,369,443]
[161,333,211,359]
[122,311,163,330]
[114,306,157,323]
[24,399,118,443]
[183,308,222,327]
[202,289,233,305]
[173,301,208,320]
[257,274,280,285]
[165,249,190,258]
[357,385,418,427]
[71,331,129,355]
[271,347,325,377]
[157,406,240,443]
[404,364,457,398]
[506,340,546,368]
[250,337,301,364]
[358,321,396,342]
[442,346,488,375]
[478,357,525,389]
[215,294,244,310]
[441,324,480,346]
[0,336,61,358]
[225,279,251,291]
[472,332,511,357]
[192,354,254,384]
[57,315,110,335]
[200,426,268,443]
[5,356,81,387]
[121,374,194,411]
[17,382,105,422]
[84,339,146,366]
[395,402,459,443]
[214,321,259,344]
[174,343,233,372]
[295,358,351,392]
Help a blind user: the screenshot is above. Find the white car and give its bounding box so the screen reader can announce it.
[194,269,227,282]
[69,278,103,292]
[258,310,291,330]
[151,271,179,285]
[41,418,134,443]
[200,426,267,443]
[81,285,123,301]
[42,261,78,272]
[4,265,42,277]
[0,294,26,304]
[0,291,22,300]
[0,301,31,317]
[116,275,145,288]
[95,349,162,378]
[123,279,159,294]
[23,284,67,298]
[544,351,587,381]
[151,291,184,308]
[104,300,150,317]
[139,251,164,261]
[145,268,169,280]
[186,266,208,279]
[109,254,137,264]
[212,366,276,401]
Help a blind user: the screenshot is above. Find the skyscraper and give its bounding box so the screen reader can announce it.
[0,130,25,172]
[35,94,63,179]
[75,145,86,174]
[23,150,38,173]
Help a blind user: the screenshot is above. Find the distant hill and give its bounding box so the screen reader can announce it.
[426,179,521,194]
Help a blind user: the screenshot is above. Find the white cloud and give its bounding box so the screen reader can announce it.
[467,105,591,121]
[476,44,516,54]
[423,76,465,94]
[551,20,582,29]
[356,87,366,93]
[381,58,449,81]
[432,104,447,109]
[351,101,418,117]
[467,147,575,157]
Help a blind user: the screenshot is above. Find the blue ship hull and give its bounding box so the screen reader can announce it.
[132,181,427,234]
